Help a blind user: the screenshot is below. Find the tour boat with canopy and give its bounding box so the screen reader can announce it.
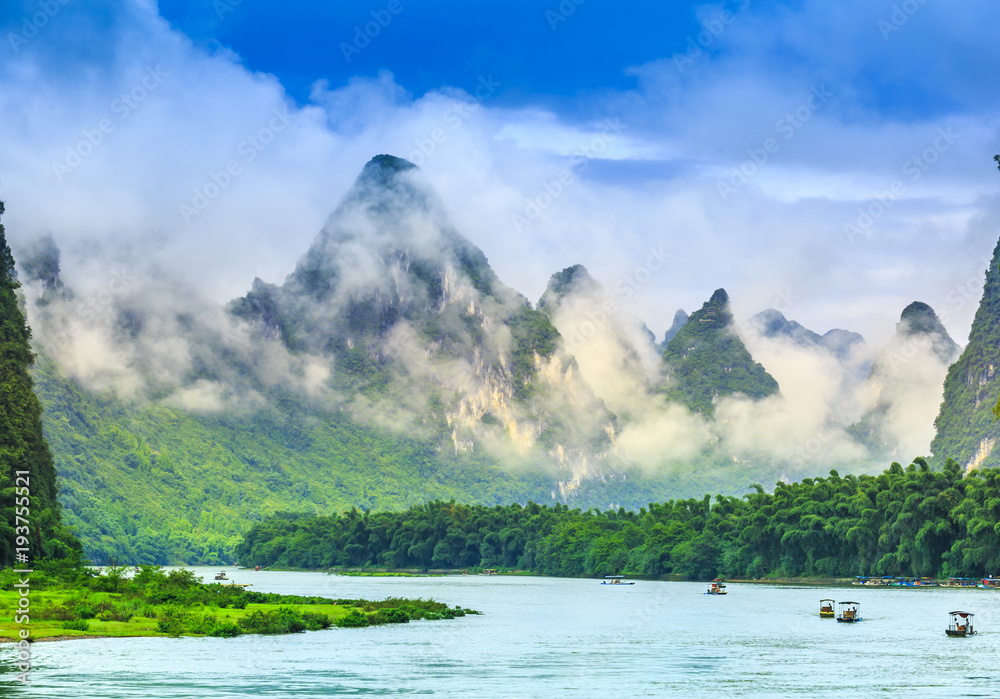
[819,599,835,618]
[836,601,861,622]
[601,575,635,585]
[946,611,976,637]
[705,579,727,595]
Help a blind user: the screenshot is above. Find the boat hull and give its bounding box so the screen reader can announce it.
[945,629,976,637]
[819,611,835,618]
[835,617,862,623]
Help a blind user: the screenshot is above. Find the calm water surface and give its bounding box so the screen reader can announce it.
[3,568,1000,697]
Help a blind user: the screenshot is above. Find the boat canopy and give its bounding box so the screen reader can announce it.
[840,601,859,605]
[820,598,835,603]
[605,575,626,579]
[948,611,974,617]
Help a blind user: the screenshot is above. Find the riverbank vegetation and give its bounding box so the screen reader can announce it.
[237,458,1000,580]
[0,563,477,641]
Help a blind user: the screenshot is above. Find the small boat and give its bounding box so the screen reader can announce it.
[836,601,862,623]
[601,575,635,586]
[480,569,498,575]
[819,599,835,618]
[214,571,229,581]
[706,579,727,595]
[946,611,977,637]
[254,565,261,571]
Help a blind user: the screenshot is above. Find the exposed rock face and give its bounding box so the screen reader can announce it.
[230,155,612,470]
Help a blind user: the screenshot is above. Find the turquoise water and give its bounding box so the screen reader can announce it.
[4,569,1000,697]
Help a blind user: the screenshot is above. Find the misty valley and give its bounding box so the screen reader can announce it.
[6,154,999,567]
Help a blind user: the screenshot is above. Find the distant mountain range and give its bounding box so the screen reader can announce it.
[16,154,989,563]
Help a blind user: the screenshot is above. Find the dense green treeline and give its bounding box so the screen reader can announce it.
[237,458,1000,580]
[0,200,79,567]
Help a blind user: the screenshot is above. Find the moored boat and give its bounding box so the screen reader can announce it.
[946,611,976,637]
[601,575,634,586]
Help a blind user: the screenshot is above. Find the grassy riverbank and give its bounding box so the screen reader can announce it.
[0,565,478,641]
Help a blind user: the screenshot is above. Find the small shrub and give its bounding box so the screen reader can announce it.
[239,608,309,635]
[373,607,409,624]
[157,618,186,637]
[188,615,218,635]
[62,619,90,632]
[300,611,331,631]
[209,622,242,638]
[335,610,370,628]
[156,605,189,637]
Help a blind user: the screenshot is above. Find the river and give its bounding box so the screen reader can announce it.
[3,568,999,697]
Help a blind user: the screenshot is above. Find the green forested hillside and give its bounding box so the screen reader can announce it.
[33,355,565,564]
[0,200,79,567]
[35,354,741,564]
[931,236,1000,470]
[663,288,779,414]
[237,458,1000,580]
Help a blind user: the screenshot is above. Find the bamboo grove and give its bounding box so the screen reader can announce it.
[236,458,1000,580]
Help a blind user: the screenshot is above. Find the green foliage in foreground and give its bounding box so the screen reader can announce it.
[238,458,1000,580]
[0,564,477,640]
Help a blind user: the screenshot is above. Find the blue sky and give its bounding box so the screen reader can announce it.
[0,0,999,346]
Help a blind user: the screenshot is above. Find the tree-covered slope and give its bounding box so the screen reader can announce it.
[932,236,1000,470]
[0,200,79,567]
[662,289,779,415]
[32,353,571,565]
[35,353,738,565]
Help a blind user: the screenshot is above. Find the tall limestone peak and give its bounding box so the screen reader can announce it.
[662,288,779,415]
[231,155,507,353]
[850,301,955,462]
[537,264,601,313]
[897,301,959,363]
[228,155,613,462]
[661,309,688,347]
[932,239,1000,471]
